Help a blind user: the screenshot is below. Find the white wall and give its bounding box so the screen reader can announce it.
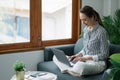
[103,0,111,16]
[0,50,44,80]
[103,0,119,16]
[82,0,120,17]
[110,0,119,16]
[119,0,120,8]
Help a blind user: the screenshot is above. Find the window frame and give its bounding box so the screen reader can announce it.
[40,0,81,47]
[0,0,81,54]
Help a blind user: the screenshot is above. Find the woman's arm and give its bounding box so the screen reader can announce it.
[92,29,109,61]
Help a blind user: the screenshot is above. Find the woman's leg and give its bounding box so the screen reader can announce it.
[66,61,106,77]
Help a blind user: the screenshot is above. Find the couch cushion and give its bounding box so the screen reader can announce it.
[109,44,120,56]
[44,45,75,61]
[74,38,83,54]
[37,61,102,80]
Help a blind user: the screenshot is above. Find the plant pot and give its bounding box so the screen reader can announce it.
[16,71,25,80]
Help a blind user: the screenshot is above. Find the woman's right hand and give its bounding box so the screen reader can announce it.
[67,53,83,62]
[67,55,76,61]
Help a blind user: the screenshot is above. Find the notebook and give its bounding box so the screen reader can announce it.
[52,48,75,67]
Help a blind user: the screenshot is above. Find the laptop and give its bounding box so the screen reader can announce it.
[52,48,75,67]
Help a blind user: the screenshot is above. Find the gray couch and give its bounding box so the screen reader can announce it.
[37,38,120,80]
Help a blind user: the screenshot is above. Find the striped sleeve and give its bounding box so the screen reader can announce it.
[94,29,109,61]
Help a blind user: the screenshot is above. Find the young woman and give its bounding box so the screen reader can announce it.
[66,5,109,77]
[53,5,109,77]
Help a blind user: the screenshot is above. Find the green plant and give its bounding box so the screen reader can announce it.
[108,54,120,80]
[13,61,25,71]
[102,9,120,44]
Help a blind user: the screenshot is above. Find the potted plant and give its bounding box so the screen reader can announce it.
[102,9,120,80]
[13,61,25,80]
[108,54,120,80]
[102,9,120,45]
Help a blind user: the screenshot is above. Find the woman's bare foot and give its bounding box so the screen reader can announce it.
[64,70,84,78]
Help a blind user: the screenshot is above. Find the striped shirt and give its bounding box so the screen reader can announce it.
[80,23,109,61]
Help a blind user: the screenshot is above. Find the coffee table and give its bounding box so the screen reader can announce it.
[11,71,57,80]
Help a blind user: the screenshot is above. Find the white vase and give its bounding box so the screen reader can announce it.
[16,71,25,80]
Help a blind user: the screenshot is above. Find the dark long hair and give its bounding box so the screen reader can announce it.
[80,6,103,26]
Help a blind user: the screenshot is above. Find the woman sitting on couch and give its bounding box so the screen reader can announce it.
[53,5,109,77]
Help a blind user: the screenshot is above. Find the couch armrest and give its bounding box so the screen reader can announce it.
[44,44,75,61]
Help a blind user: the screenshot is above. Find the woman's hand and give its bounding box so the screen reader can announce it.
[72,55,93,63]
[67,53,83,62]
[72,57,87,63]
[67,55,76,61]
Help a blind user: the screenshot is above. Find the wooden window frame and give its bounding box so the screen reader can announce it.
[0,0,81,54]
[40,0,81,47]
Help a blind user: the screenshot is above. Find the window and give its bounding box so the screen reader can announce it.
[41,0,81,47]
[42,0,72,40]
[0,0,80,53]
[0,0,30,44]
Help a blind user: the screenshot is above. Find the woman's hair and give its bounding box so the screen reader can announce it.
[80,6,103,26]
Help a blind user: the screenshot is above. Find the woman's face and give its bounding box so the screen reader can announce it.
[80,13,93,27]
